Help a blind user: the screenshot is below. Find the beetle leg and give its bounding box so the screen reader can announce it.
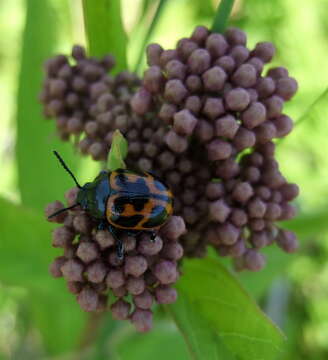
[97,220,107,230]
[108,225,124,260]
[149,231,157,242]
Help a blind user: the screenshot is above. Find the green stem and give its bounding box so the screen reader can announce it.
[82,0,127,72]
[134,0,168,74]
[211,0,235,33]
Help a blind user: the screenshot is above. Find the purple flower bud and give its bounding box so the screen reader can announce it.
[267,67,289,79]
[160,49,178,67]
[252,42,275,63]
[112,285,127,298]
[279,183,299,201]
[77,286,99,312]
[173,109,198,136]
[111,299,131,320]
[161,242,184,261]
[159,216,186,240]
[52,226,75,248]
[166,60,187,80]
[273,114,293,137]
[207,139,232,161]
[229,240,246,257]
[205,33,228,58]
[241,102,267,129]
[232,64,257,88]
[67,281,83,294]
[247,198,267,218]
[243,249,266,271]
[215,55,236,74]
[186,75,202,93]
[230,208,248,227]
[232,182,254,203]
[146,43,163,66]
[95,230,115,249]
[215,114,239,139]
[275,77,298,100]
[153,260,178,284]
[191,26,209,45]
[49,256,66,277]
[73,213,92,234]
[225,28,247,46]
[130,88,151,115]
[143,66,164,93]
[215,158,240,179]
[188,49,211,74]
[256,77,275,99]
[202,66,227,92]
[233,127,256,151]
[76,242,99,263]
[165,130,188,153]
[276,230,299,253]
[205,182,225,200]
[126,276,146,295]
[125,256,148,277]
[133,290,153,309]
[130,309,153,332]
[203,97,225,120]
[106,269,125,289]
[263,95,284,118]
[217,223,240,245]
[230,45,250,66]
[138,235,163,256]
[209,199,231,223]
[225,88,250,111]
[86,261,108,283]
[195,120,214,142]
[155,285,177,304]
[61,259,84,282]
[164,79,188,104]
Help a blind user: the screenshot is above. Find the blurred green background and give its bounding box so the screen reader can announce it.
[0,0,328,359]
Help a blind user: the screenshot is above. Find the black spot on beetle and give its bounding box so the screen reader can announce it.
[113,214,144,228]
[142,205,168,228]
[132,197,148,212]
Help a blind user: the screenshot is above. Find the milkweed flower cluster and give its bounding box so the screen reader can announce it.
[42,25,299,330]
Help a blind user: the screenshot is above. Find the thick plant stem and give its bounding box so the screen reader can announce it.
[211,0,235,33]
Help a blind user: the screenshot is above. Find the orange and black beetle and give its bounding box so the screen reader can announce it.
[49,151,173,259]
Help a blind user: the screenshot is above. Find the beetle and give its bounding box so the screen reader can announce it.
[48,151,174,259]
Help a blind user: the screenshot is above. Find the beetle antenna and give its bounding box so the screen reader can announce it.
[53,151,82,189]
[48,203,79,219]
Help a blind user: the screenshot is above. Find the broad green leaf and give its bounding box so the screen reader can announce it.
[82,0,127,72]
[107,130,128,170]
[167,298,236,360]
[0,196,87,354]
[169,258,286,360]
[212,0,235,33]
[16,0,80,212]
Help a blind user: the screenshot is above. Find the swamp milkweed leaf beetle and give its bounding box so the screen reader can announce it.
[48,151,174,259]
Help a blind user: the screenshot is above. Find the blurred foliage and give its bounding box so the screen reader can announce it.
[0,0,328,359]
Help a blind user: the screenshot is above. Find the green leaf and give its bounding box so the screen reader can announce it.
[212,0,235,33]
[82,0,127,72]
[295,87,328,127]
[16,0,81,213]
[169,258,286,360]
[107,130,128,170]
[0,196,87,354]
[134,0,168,73]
